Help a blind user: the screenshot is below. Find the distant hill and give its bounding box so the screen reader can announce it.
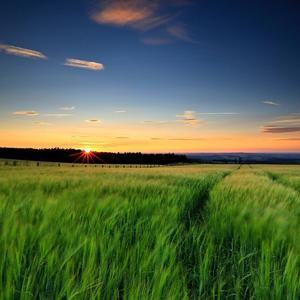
[1,148,299,165]
[187,153,300,164]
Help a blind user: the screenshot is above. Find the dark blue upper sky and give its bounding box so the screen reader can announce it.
[0,0,299,151]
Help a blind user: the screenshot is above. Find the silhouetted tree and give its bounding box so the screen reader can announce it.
[0,147,189,165]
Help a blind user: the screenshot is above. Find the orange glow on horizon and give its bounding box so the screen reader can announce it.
[0,127,299,153]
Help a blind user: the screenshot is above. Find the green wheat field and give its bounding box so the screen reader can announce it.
[1,162,300,299]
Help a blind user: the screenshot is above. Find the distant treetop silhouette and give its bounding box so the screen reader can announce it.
[0,147,189,165]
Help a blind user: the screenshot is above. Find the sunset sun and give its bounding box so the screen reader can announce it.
[71,147,101,163]
[83,148,91,154]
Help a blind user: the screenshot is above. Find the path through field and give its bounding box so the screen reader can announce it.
[0,163,299,299]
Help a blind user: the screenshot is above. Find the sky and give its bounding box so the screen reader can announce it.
[0,0,299,153]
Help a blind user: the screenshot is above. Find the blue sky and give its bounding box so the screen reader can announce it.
[0,0,299,152]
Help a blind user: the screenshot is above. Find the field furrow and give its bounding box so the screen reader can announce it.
[176,170,233,299]
[262,168,300,195]
[195,166,300,299]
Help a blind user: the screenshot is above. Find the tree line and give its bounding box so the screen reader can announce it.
[0,147,189,165]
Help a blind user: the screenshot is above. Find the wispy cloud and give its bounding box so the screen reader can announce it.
[144,110,229,127]
[168,138,204,141]
[263,126,300,133]
[166,23,195,43]
[262,100,280,106]
[0,44,47,59]
[115,136,130,139]
[151,137,204,141]
[33,121,52,126]
[176,110,202,126]
[85,119,102,124]
[198,112,239,115]
[114,110,127,113]
[79,142,100,146]
[143,120,169,124]
[60,106,75,111]
[71,135,98,139]
[91,0,173,31]
[13,110,74,118]
[91,1,196,44]
[43,113,72,117]
[141,37,173,45]
[131,15,174,31]
[12,110,39,116]
[262,113,300,134]
[167,0,193,5]
[276,138,300,141]
[64,58,104,71]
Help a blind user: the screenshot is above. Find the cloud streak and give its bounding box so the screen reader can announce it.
[114,110,127,113]
[64,58,104,71]
[33,121,52,126]
[141,37,173,45]
[43,113,72,117]
[143,120,169,125]
[0,44,47,59]
[60,106,75,111]
[262,100,280,106]
[198,112,239,115]
[85,119,102,124]
[12,110,39,116]
[151,137,204,141]
[262,113,300,134]
[166,24,194,43]
[276,138,300,141]
[176,110,202,126]
[263,126,300,133]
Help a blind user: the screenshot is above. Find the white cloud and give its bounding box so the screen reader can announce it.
[0,44,47,59]
[114,110,127,113]
[33,121,52,126]
[43,113,72,117]
[262,100,280,106]
[60,106,75,111]
[143,120,169,124]
[64,58,104,71]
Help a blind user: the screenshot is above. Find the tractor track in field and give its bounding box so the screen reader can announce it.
[180,166,240,228]
[177,167,237,299]
[264,171,300,195]
[181,172,230,228]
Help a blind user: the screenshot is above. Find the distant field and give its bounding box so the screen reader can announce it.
[0,163,299,299]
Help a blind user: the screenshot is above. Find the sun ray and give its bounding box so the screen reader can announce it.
[70,148,104,164]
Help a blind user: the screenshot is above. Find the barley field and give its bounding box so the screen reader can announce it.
[0,162,299,299]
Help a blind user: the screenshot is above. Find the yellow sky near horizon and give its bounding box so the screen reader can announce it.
[0,125,299,153]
